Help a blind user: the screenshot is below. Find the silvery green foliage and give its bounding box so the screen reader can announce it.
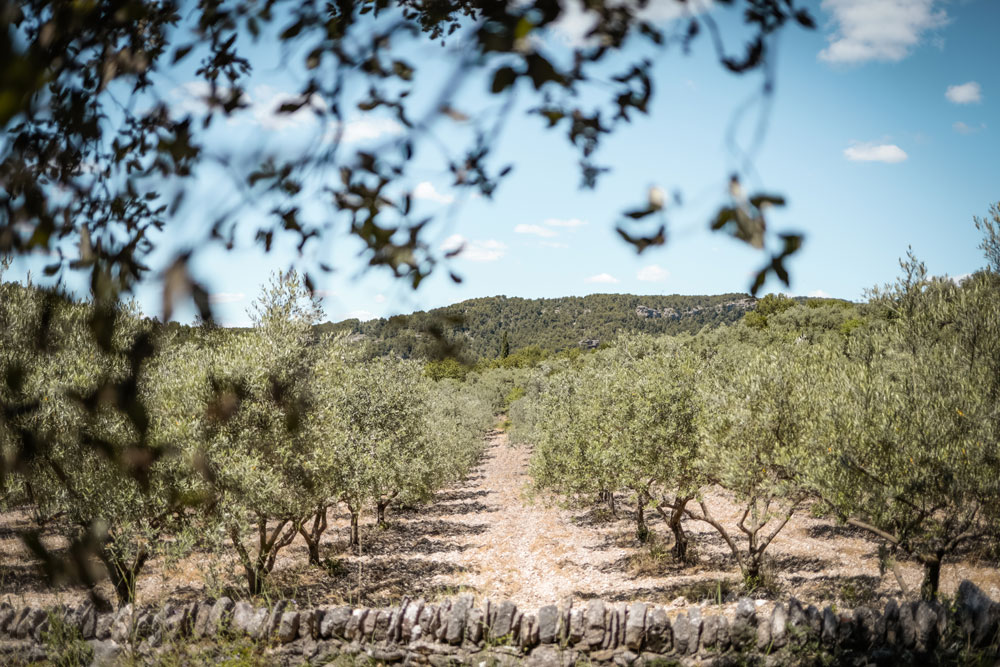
[808,256,1000,599]
[523,335,701,542]
[693,326,834,582]
[0,281,195,603]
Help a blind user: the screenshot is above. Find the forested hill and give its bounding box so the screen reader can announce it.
[317,293,757,360]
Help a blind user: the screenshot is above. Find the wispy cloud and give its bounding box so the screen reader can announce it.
[843,141,908,163]
[331,117,404,143]
[543,217,588,228]
[250,85,328,131]
[209,292,245,304]
[551,0,708,47]
[514,224,558,238]
[819,0,947,64]
[953,121,986,135]
[808,289,831,298]
[946,81,982,105]
[414,181,455,205]
[344,310,376,321]
[441,234,506,262]
[637,264,670,283]
[374,294,387,303]
[585,273,619,284]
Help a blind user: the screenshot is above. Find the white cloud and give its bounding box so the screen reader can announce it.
[949,273,971,285]
[637,264,671,282]
[250,85,328,130]
[514,224,558,238]
[374,294,387,303]
[945,81,982,105]
[209,292,245,304]
[313,289,338,299]
[808,289,831,298]
[843,141,908,163]
[953,121,986,135]
[414,181,455,205]
[171,81,249,117]
[818,0,948,64]
[332,117,404,143]
[441,234,506,262]
[551,0,708,47]
[344,310,376,321]
[585,273,620,284]
[543,217,588,228]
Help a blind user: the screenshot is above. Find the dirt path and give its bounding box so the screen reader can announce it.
[420,428,622,606]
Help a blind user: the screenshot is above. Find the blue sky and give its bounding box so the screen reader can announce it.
[10,0,1000,326]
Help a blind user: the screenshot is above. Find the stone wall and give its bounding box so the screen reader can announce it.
[2,580,998,665]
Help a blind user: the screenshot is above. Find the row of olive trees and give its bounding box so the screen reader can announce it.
[0,269,494,603]
[512,245,1000,599]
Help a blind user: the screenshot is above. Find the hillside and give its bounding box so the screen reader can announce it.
[317,293,757,359]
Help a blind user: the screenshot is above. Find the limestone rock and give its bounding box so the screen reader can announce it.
[645,607,671,653]
[820,606,838,646]
[770,603,787,648]
[493,601,517,640]
[730,599,757,650]
[345,608,368,641]
[956,580,1000,648]
[321,606,352,639]
[209,596,234,632]
[466,607,484,645]
[537,605,558,645]
[584,600,605,648]
[624,602,646,651]
[445,594,472,645]
[277,611,299,644]
[231,602,256,636]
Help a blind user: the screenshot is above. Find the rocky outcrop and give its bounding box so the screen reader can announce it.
[635,298,756,321]
[2,582,998,664]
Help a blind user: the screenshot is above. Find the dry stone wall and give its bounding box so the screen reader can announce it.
[2,580,998,665]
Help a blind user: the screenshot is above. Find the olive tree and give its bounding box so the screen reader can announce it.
[160,270,327,595]
[0,281,195,605]
[690,330,831,586]
[525,336,701,558]
[810,252,1000,600]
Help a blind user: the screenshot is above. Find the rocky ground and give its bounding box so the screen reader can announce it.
[2,428,999,616]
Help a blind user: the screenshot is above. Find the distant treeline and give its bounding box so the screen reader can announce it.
[316,293,787,360]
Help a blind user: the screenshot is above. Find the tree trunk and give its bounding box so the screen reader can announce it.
[298,506,328,566]
[743,554,763,587]
[376,499,389,528]
[348,506,360,548]
[669,497,691,562]
[101,549,148,606]
[920,557,942,601]
[635,492,649,543]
